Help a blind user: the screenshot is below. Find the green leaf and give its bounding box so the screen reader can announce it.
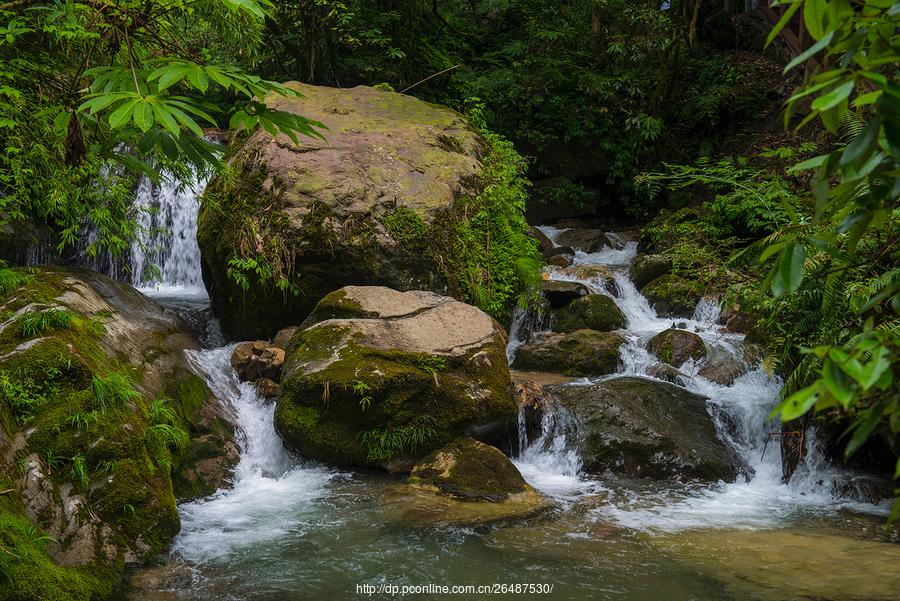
[771,242,806,297]
[804,0,828,40]
[845,400,889,457]
[840,118,881,167]
[107,99,138,129]
[811,80,855,111]
[766,1,803,47]
[784,29,834,73]
[774,385,819,422]
[822,359,854,407]
[857,346,892,391]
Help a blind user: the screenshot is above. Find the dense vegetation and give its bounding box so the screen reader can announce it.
[0,2,898,594]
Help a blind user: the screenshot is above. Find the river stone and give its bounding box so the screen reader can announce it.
[549,264,618,294]
[550,376,745,481]
[408,437,529,501]
[198,82,509,340]
[552,294,626,333]
[275,286,517,469]
[532,227,555,256]
[0,267,237,593]
[270,326,298,350]
[546,252,574,267]
[540,279,592,308]
[512,329,623,377]
[554,228,611,252]
[697,355,750,386]
[641,274,703,318]
[629,254,673,289]
[230,341,285,381]
[647,329,706,367]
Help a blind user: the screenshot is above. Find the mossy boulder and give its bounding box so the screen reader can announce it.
[198,82,536,340]
[275,287,517,469]
[550,377,746,482]
[408,437,529,501]
[384,437,549,526]
[554,228,611,252]
[512,330,623,377]
[641,274,704,318]
[0,267,237,599]
[647,329,707,367]
[629,254,673,289]
[552,294,626,333]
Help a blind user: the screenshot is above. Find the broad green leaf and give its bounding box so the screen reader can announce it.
[784,29,834,73]
[857,347,892,391]
[773,385,819,421]
[804,0,828,40]
[771,242,806,297]
[822,359,854,407]
[108,99,138,129]
[766,1,802,47]
[811,80,855,111]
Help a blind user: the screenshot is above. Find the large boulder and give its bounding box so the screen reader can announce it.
[548,264,618,294]
[641,274,703,318]
[0,268,237,599]
[384,437,549,526]
[512,330,623,377]
[647,329,707,367]
[551,294,626,333]
[275,287,517,469]
[198,82,535,340]
[550,377,745,481]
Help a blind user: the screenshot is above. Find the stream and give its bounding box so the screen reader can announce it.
[119,177,900,600]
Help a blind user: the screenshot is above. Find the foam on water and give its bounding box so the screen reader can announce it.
[174,347,337,564]
[515,225,887,530]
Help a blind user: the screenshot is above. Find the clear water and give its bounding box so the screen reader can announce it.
[126,200,898,600]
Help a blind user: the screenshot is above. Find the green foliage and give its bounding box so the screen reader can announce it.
[757,0,900,520]
[352,380,373,411]
[0,268,28,295]
[382,207,428,243]
[0,0,322,260]
[16,308,74,338]
[90,373,142,412]
[444,103,541,320]
[360,415,437,462]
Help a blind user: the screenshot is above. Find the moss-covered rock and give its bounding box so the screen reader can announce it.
[275,287,517,469]
[384,437,549,526]
[198,83,538,340]
[408,437,529,501]
[0,267,237,600]
[512,330,623,377]
[647,328,707,367]
[552,294,626,333]
[550,377,746,482]
[641,274,703,318]
[629,254,673,289]
[554,228,611,252]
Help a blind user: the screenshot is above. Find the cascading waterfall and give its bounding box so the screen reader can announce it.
[510,225,888,530]
[130,174,208,298]
[122,171,339,566]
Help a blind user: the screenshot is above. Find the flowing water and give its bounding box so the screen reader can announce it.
[119,189,899,600]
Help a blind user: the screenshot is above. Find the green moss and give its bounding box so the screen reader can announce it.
[408,437,526,501]
[0,508,113,601]
[552,295,626,333]
[381,206,429,244]
[642,274,704,318]
[276,321,515,468]
[513,330,623,377]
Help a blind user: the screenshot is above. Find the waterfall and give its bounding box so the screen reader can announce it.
[130,174,208,298]
[510,226,888,529]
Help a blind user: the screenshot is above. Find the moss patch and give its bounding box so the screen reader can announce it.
[551,295,626,333]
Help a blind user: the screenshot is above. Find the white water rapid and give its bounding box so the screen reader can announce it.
[509,225,889,531]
